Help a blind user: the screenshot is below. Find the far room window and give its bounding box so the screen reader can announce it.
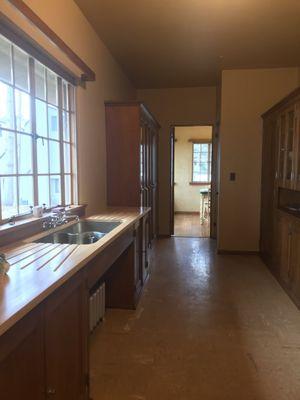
[0,34,77,222]
[192,142,212,183]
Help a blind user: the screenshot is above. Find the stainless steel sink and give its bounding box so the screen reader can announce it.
[35,220,121,245]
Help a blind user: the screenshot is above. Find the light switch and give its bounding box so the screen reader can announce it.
[229,172,236,181]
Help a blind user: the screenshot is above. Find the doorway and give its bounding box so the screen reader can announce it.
[170,125,214,238]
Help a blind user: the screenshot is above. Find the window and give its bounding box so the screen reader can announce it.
[192,142,212,183]
[0,34,77,222]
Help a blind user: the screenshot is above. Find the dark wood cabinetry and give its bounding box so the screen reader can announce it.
[0,271,88,400]
[44,272,88,400]
[105,102,160,248]
[261,87,300,307]
[260,113,277,266]
[0,307,45,400]
[0,211,150,400]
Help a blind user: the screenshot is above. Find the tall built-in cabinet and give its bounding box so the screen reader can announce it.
[105,102,160,283]
[261,88,300,307]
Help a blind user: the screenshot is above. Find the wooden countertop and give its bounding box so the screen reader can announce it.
[0,207,150,337]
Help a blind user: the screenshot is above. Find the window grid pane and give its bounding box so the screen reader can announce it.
[192,143,212,183]
[0,36,12,84]
[0,34,76,221]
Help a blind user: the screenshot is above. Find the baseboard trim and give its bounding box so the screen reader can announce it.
[174,211,200,215]
[157,234,171,239]
[217,249,260,256]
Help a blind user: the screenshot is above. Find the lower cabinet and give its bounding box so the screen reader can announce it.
[0,271,88,400]
[276,212,293,285]
[275,212,300,306]
[44,272,88,400]
[0,213,151,400]
[0,306,45,400]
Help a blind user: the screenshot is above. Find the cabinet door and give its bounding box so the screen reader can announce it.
[151,131,158,238]
[140,126,145,206]
[277,107,297,189]
[277,113,286,185]
[0,307,45,400]
[44,272,88,400]
[134,221,143,296]
[142,215,150,283]
[293,103,300,191]
[276,213,292,286]
[289,221,300,303]
[260,115,277,265]
[285,107,296,188]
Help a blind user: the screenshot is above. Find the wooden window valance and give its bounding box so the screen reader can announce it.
[1,0,96,84]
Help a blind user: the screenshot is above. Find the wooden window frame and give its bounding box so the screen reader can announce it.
[190,140,212,185]
[2,1,95,82]
[0,34,78,224]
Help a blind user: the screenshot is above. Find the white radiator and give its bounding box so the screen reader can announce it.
[89,283,105,333]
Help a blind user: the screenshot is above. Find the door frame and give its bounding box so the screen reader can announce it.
[169,123,217,238]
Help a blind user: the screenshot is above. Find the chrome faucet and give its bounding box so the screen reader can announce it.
[42,216,58,230]
[42,210,79,230]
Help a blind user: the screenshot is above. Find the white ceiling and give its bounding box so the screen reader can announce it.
[75,0,300,88]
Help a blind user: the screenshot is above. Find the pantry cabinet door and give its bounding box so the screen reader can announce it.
[0,307,45,400]
[290,221,300,305]
[277,106,298,189]
[44,272,89,400]
[293,103,300,191]
[276,213,292,286]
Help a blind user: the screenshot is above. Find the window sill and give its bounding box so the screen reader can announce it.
[0,204,87,248]
[189,182,211,186]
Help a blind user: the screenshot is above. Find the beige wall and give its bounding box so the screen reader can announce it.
[1,0,136,216]
[174,126,212,212]
[219,68,300,252]
[137,87,217,234]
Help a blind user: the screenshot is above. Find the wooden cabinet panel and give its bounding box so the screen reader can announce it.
[276,213,292,285]
[289,221,300,304]
[261,89,300,309]
[260,114,277,265]
[44,272,88,400]
[105,102,160,242]
[142,214,150,283]
[106,105,141,207]
[86,228,134,290]
[134,221,143,295]
[276,105,298,189]
[0,307,45,400]
[105,242,138,309]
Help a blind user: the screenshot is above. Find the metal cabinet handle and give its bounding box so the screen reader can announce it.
[46,388,56,396]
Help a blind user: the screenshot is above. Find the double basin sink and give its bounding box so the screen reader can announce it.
[36,220,121,245]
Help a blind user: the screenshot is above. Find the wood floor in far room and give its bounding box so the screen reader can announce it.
[174,212,210,237]
[90,237,300,399]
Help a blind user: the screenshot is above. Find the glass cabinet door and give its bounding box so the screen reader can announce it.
[285,109,295,184]
[140,126,145,206]
[277,107,296,189]
[295,104,300,189]
[278,113,286,183]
